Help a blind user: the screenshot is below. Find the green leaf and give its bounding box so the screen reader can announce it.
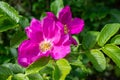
[0,1,19,23]
[7,75,12,80]
[111,34,120,45]
[8,64,25,74]
[2,63,25,74]
[19,16,29,28]
[82,31,99,49]
[53,59,71,80]
[98,23,120,46]
[102,44,120,68]
[39,60,54,74]
[10,30,27,48]
[0,17,19,32]
[26,57,50,75]
[71,36,80,51]
[40,12,46,20]
[27,73,43,80]
[0,1,20,32]
[12,73,29,80]
[70,60,88,73]
[50,0,64,15]
[53,63,61,80]
[86,49,106,72]
[0,66,13,80]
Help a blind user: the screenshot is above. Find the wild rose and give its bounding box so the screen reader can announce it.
[18,17,71,67]
[47,6,84,45]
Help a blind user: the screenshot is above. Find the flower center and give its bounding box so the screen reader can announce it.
[64,25,69,34]
[39,41,52,52]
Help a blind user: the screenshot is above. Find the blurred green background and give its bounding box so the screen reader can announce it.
[2,0,120,30]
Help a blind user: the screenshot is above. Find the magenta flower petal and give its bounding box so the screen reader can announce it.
[25,18,42,38]
[52,21,65,44]
[25,18,43,43]
[70,36,78,45]
[55,34,70,46]
[27,30,43,43]
[18,40,38,67]
[51,45,70,60]
[58,6,72,24]
[42,17,63,44]
[42,17,56,39]
[52,29,61,44]
[50,32,71,60]
[46,12,57,20]
[69,18,84,34]
[18,40,50,67]
[29,18,42,31]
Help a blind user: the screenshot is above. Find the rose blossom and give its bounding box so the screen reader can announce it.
[18,17,71,67]
[47,6,84,45]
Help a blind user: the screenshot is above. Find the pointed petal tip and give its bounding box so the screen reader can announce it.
[58,5,72,24]
[69,18,85,34]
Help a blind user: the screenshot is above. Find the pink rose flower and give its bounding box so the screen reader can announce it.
[47,6,84,45]
[18,17,71,67]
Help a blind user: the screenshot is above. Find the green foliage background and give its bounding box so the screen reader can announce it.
[0,0,120,80]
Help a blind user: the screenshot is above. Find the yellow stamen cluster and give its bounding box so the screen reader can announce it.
[64,25,69,34]
[39,41,51,52]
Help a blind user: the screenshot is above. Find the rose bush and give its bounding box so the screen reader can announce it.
[0,0,120,80]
